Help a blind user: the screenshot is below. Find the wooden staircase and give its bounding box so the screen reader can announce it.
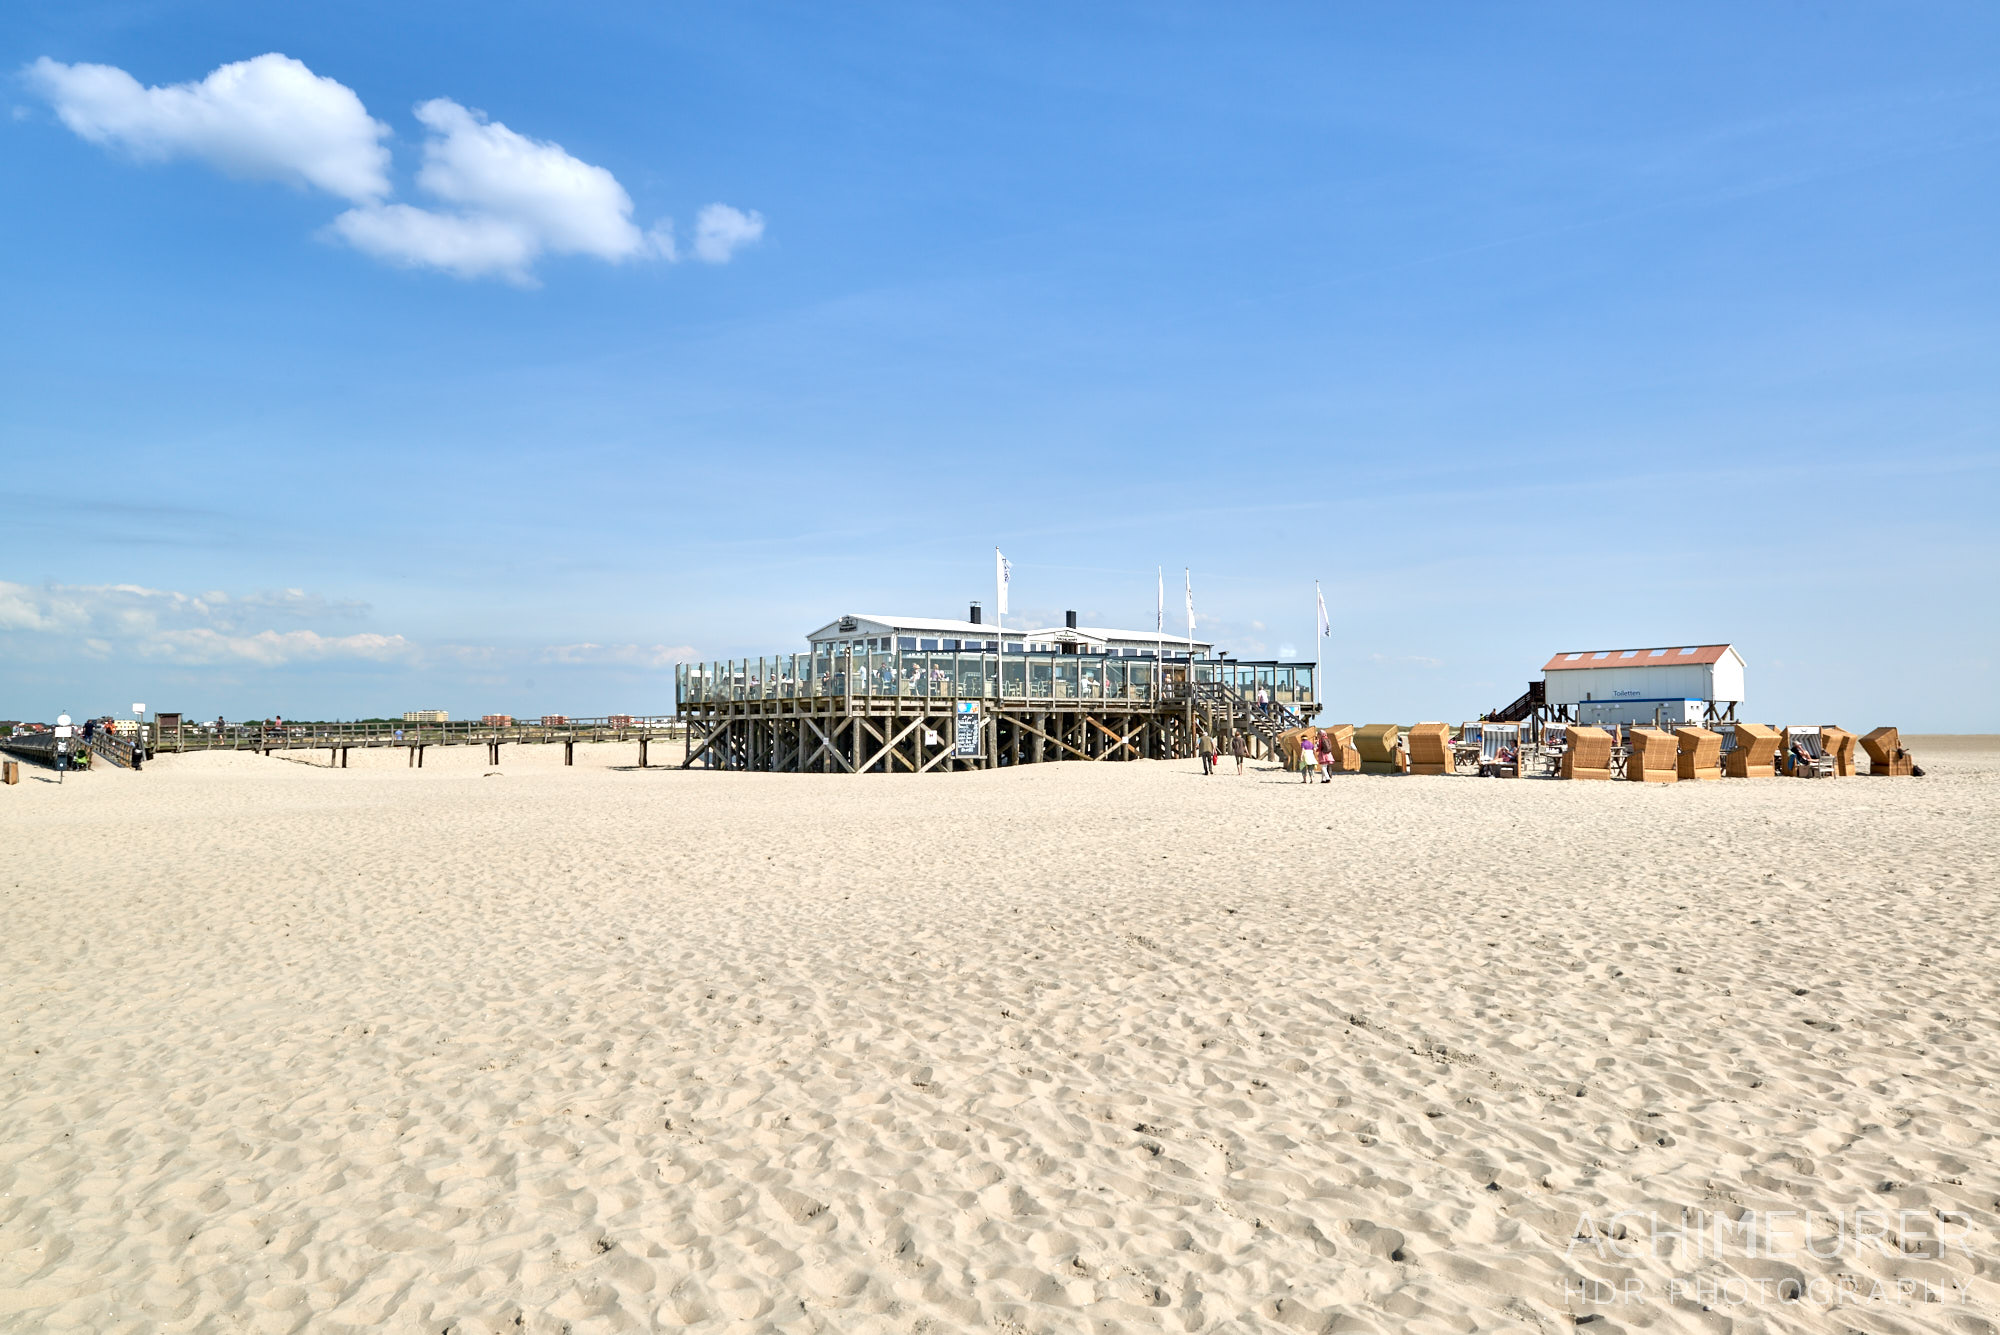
[1192,680,1306,755]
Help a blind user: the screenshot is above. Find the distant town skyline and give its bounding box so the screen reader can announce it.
[5,4,1997,729]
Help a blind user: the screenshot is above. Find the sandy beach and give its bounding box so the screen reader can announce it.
[2,739,1996,1334]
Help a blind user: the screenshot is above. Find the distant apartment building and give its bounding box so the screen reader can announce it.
[403,709,449,723]
[481,714,514,726]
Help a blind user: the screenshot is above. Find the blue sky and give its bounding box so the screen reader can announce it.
[4,3,1996,728]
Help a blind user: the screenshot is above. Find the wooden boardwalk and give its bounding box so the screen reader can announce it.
[159,716,685,768]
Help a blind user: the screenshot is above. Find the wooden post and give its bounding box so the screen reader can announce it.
[564,739,574,766]
[639,736,649,768]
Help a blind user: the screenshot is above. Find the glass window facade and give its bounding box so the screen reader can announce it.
[676,648,1314,710]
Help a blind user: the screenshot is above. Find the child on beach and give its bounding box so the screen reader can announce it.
[1298,734,1316,782]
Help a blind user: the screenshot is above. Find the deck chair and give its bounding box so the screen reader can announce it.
[1861,727,1915,777]
[1477,722,1520,777]
[1819,725,1857,777]
[1674,727,1722,781]
[1783,725,1835,778]
[1560,725,1613,780]
[1724,722,1780,778]
[1319,724,1360,772]
[1354,724,1403,774]
[1406,722,1454,776]
[1627,727,1679,783]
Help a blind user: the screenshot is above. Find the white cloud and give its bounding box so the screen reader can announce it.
[142,628,411,667]
[542,642,699,668]
[412,98,646,261]
[693,202,765,263]
[30,54,763,284]
[329,98,665,282]
[0,579,402,666]
[26,53,390,202]
[328,202,540,281]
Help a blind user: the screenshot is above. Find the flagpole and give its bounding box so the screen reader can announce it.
[1185,567,1196,761]
[1315,579,1323,720]
[1185,567,1194,664]
[994,547,1004,719]
[1155,565,1162,689]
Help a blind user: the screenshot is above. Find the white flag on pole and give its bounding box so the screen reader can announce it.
[1156,567,1163,632]
[1184,568,1195,633]
[1316,582,1330,637]
[995,548,1011,615]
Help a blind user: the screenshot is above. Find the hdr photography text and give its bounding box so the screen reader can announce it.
[1558,1208,1974,1308]
[1565,1207,1971,1262]
[1562,1275,1964,1309]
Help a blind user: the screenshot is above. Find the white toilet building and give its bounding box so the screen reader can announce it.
[1542,644,1745,728]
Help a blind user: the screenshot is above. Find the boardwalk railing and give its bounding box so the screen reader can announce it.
[677,649,1318,710]
[162,716,681,754]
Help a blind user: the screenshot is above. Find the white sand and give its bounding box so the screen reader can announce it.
[3,740,1997,1334]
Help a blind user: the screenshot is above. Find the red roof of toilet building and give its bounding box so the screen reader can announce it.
[1543,645,1733,672]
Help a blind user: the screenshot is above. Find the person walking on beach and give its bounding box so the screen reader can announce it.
[1230,730,1247,775]
[1197,726,1214,775]
[1318,728,1335,782]
[1297,732,1316,783]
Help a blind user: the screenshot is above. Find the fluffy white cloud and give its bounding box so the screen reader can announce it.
[30,54,764,283]
[413,98,647,261]
[328,202,540,281]
[26,53,390,202]
[330,97,670,282]
[693,202,765,263]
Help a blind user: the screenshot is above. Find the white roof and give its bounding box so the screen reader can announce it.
[1025,624,1214,648]
[806,613,1212,650]
[807,613,1013,640]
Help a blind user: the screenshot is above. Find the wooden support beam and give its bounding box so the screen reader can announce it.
[1011,715,1093,762]
[864,716,928,773]
[1086,715,1143,758]
[680,719,726,769]
[919,724,962,773]
[639,736,649,768]
[852,715,889,773]
[802,715,853,774]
